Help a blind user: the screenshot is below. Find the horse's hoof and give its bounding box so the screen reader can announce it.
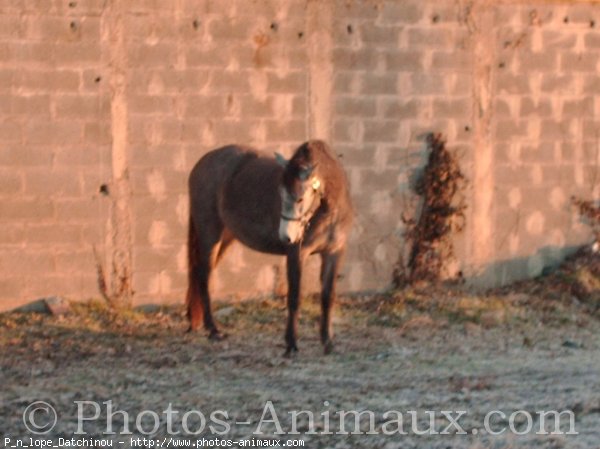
[283,346,298,358]
[186,325,198,333]
[208,330,227,341]
[323,341,334,355]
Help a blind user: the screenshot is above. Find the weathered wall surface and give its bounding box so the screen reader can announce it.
[0,0,111,309]
[1,0,599,309]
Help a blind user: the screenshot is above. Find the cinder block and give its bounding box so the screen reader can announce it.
[360,24,399,47]
[54,43,102,65]
[333,48,378,71]
[378,1,424,25]
[129,94,176,115]
[494,143,518,164]
[212,119,255,143]
[338,145,376,167]
[541,74,576,95]
[208,71,251,93]
[0,121,21,142]
[583,120,600,140]
[0,146,53,167]
[25,121,82,145]
[333,72,360,95]
[267,72,306,93]
[11,95,50,116]
[380,98,420,119]
[520,142,556,164]
[55,95,109,119]
[559,142,575,162]
[494,98,513,117]
[55,197,99,223]
[335,1,381,20]
[0,169,22,194]
[562,98,594,117]
[494,119,528,141]
[407,28,453,47]
[291,96,306,117]
[133,247,174,273]
[0,69,14,91]
[19,70,80,92]
[520,97,553,117]
[384,50,423,72]
[585,32,600,50]
[361,169,399,190]
[26,16,81,41]
[541,119,575,140]
[560,52,599,72]
[363,120,398,143]
[543,30,577,50]
[209,18,251,41]
[24,223,83,245]
[0,15,24,39]
[0,277,22,302]
[432,98,471,118]
[0,250,54,274]
[495,165,531,187]
[25,170,82,197]
[333,119,359,143]
[564,4,598,24]
[84,122,111,146]
[265,119,305,142]
[517,51,557,72]
[431,50,471,72]
[0,224,24,245]
[583,141,600,162]
[335,96,377,117]
[361,73,397,95]
[409,73,447,96]
[129,43,178,68]
[186,47,230,68]
[496,73,531,95]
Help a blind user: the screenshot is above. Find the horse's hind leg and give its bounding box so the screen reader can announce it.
[319,250,343,355]
[186,217,204,332]
[186,217,231,339]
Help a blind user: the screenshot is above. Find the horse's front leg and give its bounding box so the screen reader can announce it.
[284,245,303,356]
[320,251,342,354]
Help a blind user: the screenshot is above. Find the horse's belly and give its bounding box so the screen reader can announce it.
[220,194,286,255]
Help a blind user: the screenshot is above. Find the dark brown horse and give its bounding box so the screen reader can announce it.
[186,140,353,355]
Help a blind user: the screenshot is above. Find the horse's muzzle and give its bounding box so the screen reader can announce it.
[278,217,304,244]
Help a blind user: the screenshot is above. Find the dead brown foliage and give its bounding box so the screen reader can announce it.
[572,196,600,243]
[394,133,466,287]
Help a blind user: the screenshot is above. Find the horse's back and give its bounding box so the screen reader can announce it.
[190,145,255,187]
[189,145,257,221]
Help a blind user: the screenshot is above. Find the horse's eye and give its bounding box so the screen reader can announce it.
[296,198,303,204]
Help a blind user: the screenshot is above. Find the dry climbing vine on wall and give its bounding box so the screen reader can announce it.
[393,133,467,287]
[572,197,600,244]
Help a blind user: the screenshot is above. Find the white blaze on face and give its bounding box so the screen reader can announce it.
[278,216,304,244]
[278,178,321,244]
[278,187,303,244]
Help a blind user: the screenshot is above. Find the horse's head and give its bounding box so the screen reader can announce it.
[275,144,323,245]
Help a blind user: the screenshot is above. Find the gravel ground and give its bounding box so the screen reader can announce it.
[1,296,599,449]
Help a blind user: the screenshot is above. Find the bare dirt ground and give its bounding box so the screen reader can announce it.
[2,253,600,448]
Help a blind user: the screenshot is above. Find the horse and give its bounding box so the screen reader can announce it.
[185,140,353,355]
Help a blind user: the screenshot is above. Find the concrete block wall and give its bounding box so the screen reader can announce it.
[0,0,111,309]
[486,2,600,284]
[331,0,475,290]
[1,0,599,309]
[120,1,310,303]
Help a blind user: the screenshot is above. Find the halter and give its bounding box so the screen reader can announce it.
[280,178,323,226]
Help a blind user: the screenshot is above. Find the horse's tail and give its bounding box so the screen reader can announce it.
[186,214,203,331]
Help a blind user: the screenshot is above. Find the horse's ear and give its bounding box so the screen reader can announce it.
[275,152,288,168]
[298,164,314,181]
